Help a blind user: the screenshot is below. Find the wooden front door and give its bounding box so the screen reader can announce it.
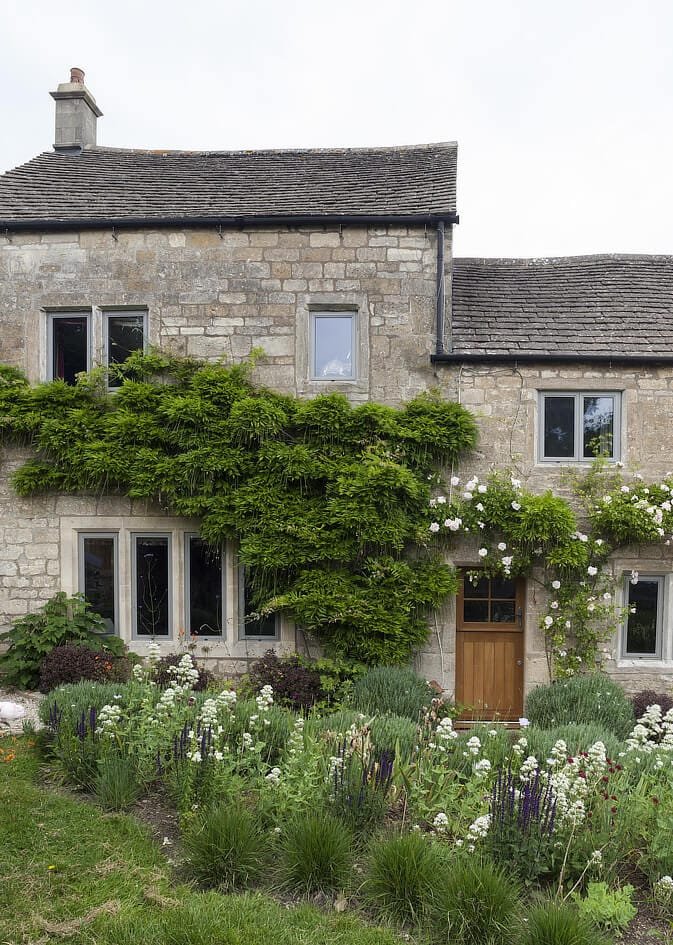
[456,573,525,721]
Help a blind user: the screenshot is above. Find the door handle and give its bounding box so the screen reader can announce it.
[516,659,523,666]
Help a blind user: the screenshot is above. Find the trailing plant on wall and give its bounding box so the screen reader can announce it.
[0,354,477,665]
[427,461,673,676]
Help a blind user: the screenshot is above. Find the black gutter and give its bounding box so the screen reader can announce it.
[431,352,673,366]
[0,212,459,234]
[435,221,445,355]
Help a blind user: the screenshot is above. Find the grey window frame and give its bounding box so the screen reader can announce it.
[238,565,279,641]
[621,573,664,659]
[77,531,119,635]
[47,310,92,381]
[538,391,622,463]
[184,533,225,639]
[131,532,173,640]
[103,310,148,385]
[309,310,357,381]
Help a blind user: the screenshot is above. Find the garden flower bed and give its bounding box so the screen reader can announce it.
[30,652,673,943]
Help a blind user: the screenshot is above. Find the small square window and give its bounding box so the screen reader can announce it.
[185,535,224,638]
[622,574,663,658]
[49,313,90,383]
[78,532,118,634]
[311,312,356,379]
[239,566,278,640]
[539,392,621,462]
[133,534,172,637]
[105,312,147,387]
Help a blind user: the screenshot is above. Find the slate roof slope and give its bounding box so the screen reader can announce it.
[0,143,457,227]
[451,255,673,357]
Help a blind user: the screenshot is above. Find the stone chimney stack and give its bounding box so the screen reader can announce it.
[50,67,103,150]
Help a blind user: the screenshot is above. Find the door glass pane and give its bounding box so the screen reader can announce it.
[543,396,575,457]
[583,396,615,458]
[491,578,516,598]
[464,576,489,598]
[463,600,489,622]
[313,315,354,378]
[491,600,516,623]
[107,315,145,386]
[135,536,170,636]
[188,537,223,636]
[82,536,116,633]
[52,316,88,384]
[241,569,277,638]
[626,579,659,655]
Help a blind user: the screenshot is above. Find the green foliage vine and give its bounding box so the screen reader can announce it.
[0,354,478,665]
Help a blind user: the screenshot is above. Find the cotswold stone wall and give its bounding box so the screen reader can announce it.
[0,224,442,405]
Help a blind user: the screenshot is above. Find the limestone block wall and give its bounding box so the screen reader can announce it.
[0,224,443,406]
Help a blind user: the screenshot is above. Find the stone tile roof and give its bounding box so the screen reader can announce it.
[451,255,673,357]
[0,143,457,226]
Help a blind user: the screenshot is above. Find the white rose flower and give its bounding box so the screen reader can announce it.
[478,547,488,558]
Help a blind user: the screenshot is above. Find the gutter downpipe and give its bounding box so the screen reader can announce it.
[436,221,445,355]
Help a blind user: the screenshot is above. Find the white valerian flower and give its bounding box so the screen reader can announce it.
[478,547,488,557]
[552,580,561,590]
[595,538,604,546]
[474,758,491,777]
[433,812,449,831]
[476,503,485,512]
[587,566,598,576]
[498,542,507,551]
[450,475,460,486]
[511,501,521,511]
[463,491,474,501]
[588,850,602,866]
[436,495,447,504]
[466,735,481,756]
[511,477,522,489]
[621,485,630,493]
[466,477,479,491]
[468,814,491,838]
[265,766,282,785]
[602,495,612,505]
[429,522,440,533]
[478,484,488,494]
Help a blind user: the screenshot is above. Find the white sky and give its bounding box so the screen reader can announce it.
[2,0,672,258]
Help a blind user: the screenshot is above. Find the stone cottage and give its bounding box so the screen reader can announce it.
[1,68,672,717]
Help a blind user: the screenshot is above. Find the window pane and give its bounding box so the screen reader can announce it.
[82,537,116,633]
[491,600,516,623]
[583,396,615,458]
[626,579,659,655]
[135,536,170,636]
[490,578,516,599]
[107,315,145,386]
[188,537,223,636]
[463,599,489,622]
[313,315,354,378]
[242,570,277,638]
[52,317,88,384]
[543,396,575,457]
[464,576,489,598]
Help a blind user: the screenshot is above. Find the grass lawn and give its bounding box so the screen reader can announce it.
[0,737,406,945]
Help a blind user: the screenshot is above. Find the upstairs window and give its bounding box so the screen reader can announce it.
[104,312,147,386]
[539,392,621,462]
[622,574,663,658]
[311,312,355,379]
[49,313,90,383]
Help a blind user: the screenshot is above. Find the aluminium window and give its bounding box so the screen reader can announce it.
[239,566,278,640]
[49,312,91,383]
[133,534,172,637]
[78,532,118,634]
[185,534,224,638]
[622,574,664,658]
[539,391,621,462]
[104,311,147,386]
[310,311,356,379]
